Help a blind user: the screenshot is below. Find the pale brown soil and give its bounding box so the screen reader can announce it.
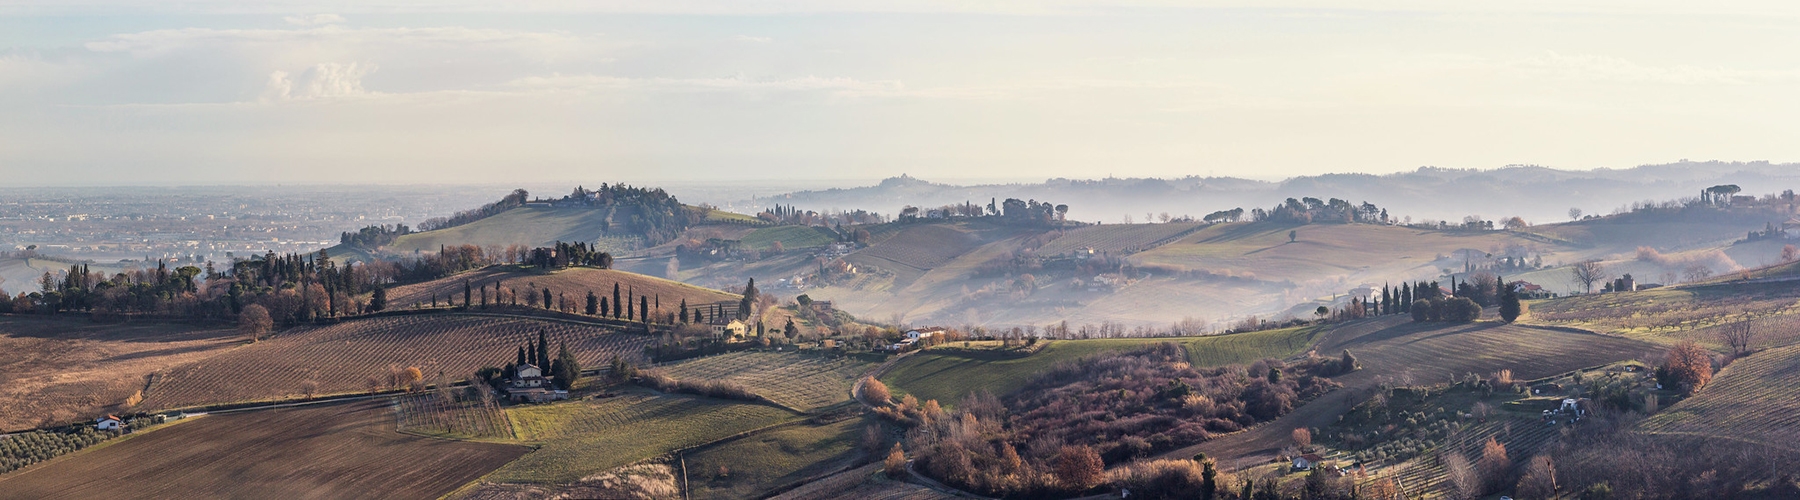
[0,316,240,431]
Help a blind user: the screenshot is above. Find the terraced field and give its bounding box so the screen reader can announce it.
[386,266,738,311]
[659,351,874,412]
[1639,343,1800,450]
[490,393,800,484]
[882,325,1322,406]
[140,315,652,411]
[0,399,528,500]
[396,393,515,440]
[0,317,240,431]
[852,224,987,270]
[1036,222,1204,255]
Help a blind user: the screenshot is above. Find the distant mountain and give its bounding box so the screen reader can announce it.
[736,162,1800,226]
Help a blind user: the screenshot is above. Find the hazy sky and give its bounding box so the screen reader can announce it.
[2,1,1798,186]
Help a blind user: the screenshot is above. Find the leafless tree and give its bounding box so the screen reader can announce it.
[238,304,273,342]
[1568,207,1583,221]
[1684,263,1714,282]
[1444,451,1481,500]
[1570,260,1607,293]
[1716,321,1756,355]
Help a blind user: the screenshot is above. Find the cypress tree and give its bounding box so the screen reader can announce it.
[517,345,527,367]
[680,300,688,323]
[1500,276,1523,323]
[537,331,550,369]
[613,283,621,318]
[464,280,472,308]
[370,286,387,312]
[640,295,649,323]
[586,290,598,315]
[601,297,609,317]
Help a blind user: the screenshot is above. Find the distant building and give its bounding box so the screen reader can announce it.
[905,327,946,340]
[1292,454,1325,471]
[506,363,568,403]
[711,318,747,338]
[95,415,123,431]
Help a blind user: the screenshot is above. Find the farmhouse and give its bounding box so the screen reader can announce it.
[905,327,946,340]
[711,317,747,338]
[95,415,123,431]
[1292,453,1325,471]
[505,363,568,403]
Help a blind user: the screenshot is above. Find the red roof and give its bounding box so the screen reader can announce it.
[1299,454,1324,462]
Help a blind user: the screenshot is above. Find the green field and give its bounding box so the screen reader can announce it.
[490,393,800,484]
[1128,222,1548,283]
[881,325,1321,406]
[385,206,637,253]
[740,225,840,251]
[704,210,764,224]
[684,417,868,500]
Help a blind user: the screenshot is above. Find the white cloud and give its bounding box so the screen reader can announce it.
[263,62,376,100]
[283,13,345,26]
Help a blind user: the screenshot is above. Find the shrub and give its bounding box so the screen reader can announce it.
[884,443,907,479]
[1054,445,1105,492]
[860,376,892,406]
[1108,459,1205,500]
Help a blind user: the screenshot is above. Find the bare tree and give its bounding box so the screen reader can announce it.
[1291,427,1312,451]
[1570,260,1607,293]
[1568,207,1583,221]
[1684,263,1714,282]
[1716,321,1756,356]
[1444,451,1481,500]
[238,304,273,342]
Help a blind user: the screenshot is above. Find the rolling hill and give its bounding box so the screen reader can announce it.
[385,266,740,311]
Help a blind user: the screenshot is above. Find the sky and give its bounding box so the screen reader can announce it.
[2,1,1799,186]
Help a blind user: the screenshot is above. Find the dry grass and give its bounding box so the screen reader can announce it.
[659,351,873,412]
[1524,281,1800,348]
[386,266,738,312]
[0,316,240,431]
[0,399,528,500]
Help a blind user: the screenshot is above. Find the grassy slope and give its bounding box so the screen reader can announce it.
[0,316,241,432]
[740,226,839,251]
[1130,222,1555,283]
[1035,222,1204,255]
[385,265,739,310]
[1639,343,1800,450]
[1522,279,1800,349]
[492,393,799,484]
[386,206,627,253]
[881,325,1321,406]
[685,417,867,500]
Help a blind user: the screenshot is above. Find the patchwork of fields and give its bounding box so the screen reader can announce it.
[140,315,652,411]
[1525,281,1800,348]
[660,351,874,412]
[1640,343,1800,450]
[1035,222,1203,255]
[0,400,528,500]
[685,417,869,500]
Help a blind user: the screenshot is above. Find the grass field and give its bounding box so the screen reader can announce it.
[385,206,639,253]
[1639,343,1800,450]
[659,351,874,412]
[139,314,652,411]
[740,225,840,251]
[1035,222,1204,255]
[882,325,1322,406]
[1128,222,1558,283]
[685,417,869,500]
[385,265,739,311]
[490,392,800,484]
[0,399,528,500]
[0,316,240,431]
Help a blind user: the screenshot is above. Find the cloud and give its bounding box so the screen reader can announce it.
[283,13,345,26]
[263,62,377,101]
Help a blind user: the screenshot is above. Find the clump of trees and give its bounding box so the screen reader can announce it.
[0,422,146,474]
[1249,197,1388,225]
[420,189,529,231]
[1655,340,1713,395]
[1412,297,1482,323]
[887,343,1342,497]
[338,224,412,249]
[526,241,613,269]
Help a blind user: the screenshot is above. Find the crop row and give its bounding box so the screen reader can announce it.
[395,394,514,440]
[1639,344,1800,447]
[661,352,873,411]
[140,315,652,411]
[858,226,981,269]
[0,424,142,475]
[493,393,798,483]
[1037,223,1203,255]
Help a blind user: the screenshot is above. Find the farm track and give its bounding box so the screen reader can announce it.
[1163,315,1657,467]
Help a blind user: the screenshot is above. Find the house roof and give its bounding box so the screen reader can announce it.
[99,415,121,422]
[1298,454,1324,462]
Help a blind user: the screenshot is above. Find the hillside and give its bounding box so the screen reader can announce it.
[138,314,652,411]
[1640,343,1800,451]
[0,317,240,431]
[385,266,740,311]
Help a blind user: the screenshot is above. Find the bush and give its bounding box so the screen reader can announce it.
[1109,459,1205,500]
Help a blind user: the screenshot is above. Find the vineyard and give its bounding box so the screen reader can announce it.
[684,417,868,500]
[1525,281,1800,348]
[395,393,514,440]
[740,226,839,251]
[139,315,652,411]
[0,400,528,500]
[1379,415,1562,497]
[386,266,738,311]
[0,316,240,431]
[1639,343,1800,450]
[491,393,800,484]
[659,351,873,412]
[1036,222,1205,256]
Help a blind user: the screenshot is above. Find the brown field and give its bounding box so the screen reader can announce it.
[0,316,239,431]
[0,399,528,500]
[140,314,652,411]
[1035,221,1204,256]
[768,463,953,500]
[386,266,739,311]
[850,224,996,271]
[1129,222,1564,284]
[1169,315,1658,465]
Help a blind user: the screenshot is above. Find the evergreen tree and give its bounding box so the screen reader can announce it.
[1267,367,1282,384]
[542,288,552,309]
[640,295,649,322]
[586,290,598,315]
[369,286,387,312]
[1200,457,1218,500]
[537,331,550,370]
[464,280,472,308]
[679,300,688,323]
[1499,276,1523,323]
[601,297,610,317]
[517,345,527,367]
[613,283,622,319]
